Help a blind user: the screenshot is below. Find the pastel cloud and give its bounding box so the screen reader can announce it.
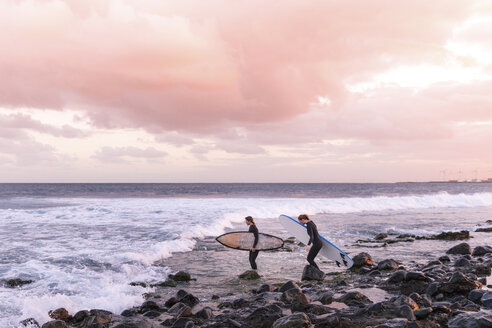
[92,146,167,163]
[0,0,479,134]
[0,113,87,138]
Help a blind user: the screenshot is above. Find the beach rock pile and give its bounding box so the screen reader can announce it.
[355,230,472,248]
[25,243,492,328]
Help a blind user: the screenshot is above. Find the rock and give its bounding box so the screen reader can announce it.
[351,252,374,268]
[375,233,388,240]
[180,293,200,307]
[439,255,451,262]
[281,287,302,303]
[420,294,433,308]
[414,307,432,319]
[121,309,137,317]
[4,278,34,288]
[378,259,399,271]
[397,305,416,321]
[166,297,179,308]
[151,280,177,287]
[432,230,469,240]
[194,307,213,320]
[272,312,312,328]
[256,284,274,293]
[170,271,192,282]
[111,318,154,328]
[139,301,161,313]
[400,280,428,295]
[41,321,68,328]
[372,318,408,328]
[448,311,492,328]
[72,310,89,324]
[468,289,487,304]
[304,303,332,315]
[475,227,492,232]
[168,303,192,318]
[246,304,283,328]
[387,270,406,283]
[238,270,260,280]
[405,271,426,281]
[48,308,70,321]
[301,265,325,281]
[318,292,334,305]
[290,293,311,312]
[472,245,492,256]
[337,291,372,305]
[475,265,491,276]
[171,317,194,328]
[211,295,220,300]
[408,293,420,302]
[482,291,492,308]
[455,257,471,267]
[446,243,472,255]
[19,318,40,327]
[279,281,300,292]
[444,272,482,294]
[392,295,418,311]
[426,282,439,296]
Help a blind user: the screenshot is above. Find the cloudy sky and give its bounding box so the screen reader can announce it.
[1,0,492,182]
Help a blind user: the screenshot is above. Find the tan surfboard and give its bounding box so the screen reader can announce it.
[216,231,284,251]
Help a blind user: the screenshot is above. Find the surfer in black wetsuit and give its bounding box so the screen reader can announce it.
[245,216,259,270]
[298,214,323,270]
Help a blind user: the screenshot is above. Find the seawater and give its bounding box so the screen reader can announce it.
[1,183,492,327]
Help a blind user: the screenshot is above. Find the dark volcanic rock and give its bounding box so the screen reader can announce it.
[4,278,34,288]
[72,310,89,323]
[442,272,482,295]
[468,289,487,304]
[318,291,334,305]
[475,227,492,232]
[168,303,192,318]
[482,291,492,308]
[194,307,213,320]
[446,242,472,255]
[139,301,161,313]
[387,270,406,283]
[375,233,388,240]
[337,291,372,305]
[378,259,399,271]
[455,257,471,267]
[48,308,70,321]
[397,305,416,321]
[351,252,374,268]
[255,284,274,293]
[301,265,325,281]
[238,270,260,280]
[439,255,451,262]
[279,281,300,292]
[41,321,68,328]
[169,271,192,282]
[448,311,492,328]
[246,304,283,328]
[432,230,470,240]
[472,245,492,256]
[414,307,432,320]
[281,287,302,303]
[272,312,312,328]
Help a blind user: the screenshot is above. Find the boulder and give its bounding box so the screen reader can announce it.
[281,288,302,303]
[446,243,472,255]
[444,272,482,294]
[41,321,68,328]
[72,310,89,324]
[468,289,487,304]
[246,304,283,328]
[387,271,406,284]
[454,257,471,267]
[318,292,334,305]
[396,305,416,321]
[448,311,492,328]
[168,303,192,318]
[337,291,372,305]
[414,307,432,320]
[171,317,194,328]
[432,230,469,240]
[290,293,311,312]
[375,233,388,240]
[475,227,492,232]
[378,259,399,271]
[180,293,200,308]
[48,308,70,321]
[194,307,213,320]
[439,255,451,262]
[482,291,492,308]
[472,245,492,256]
[4,278,34,288]
[139,301,161,313]
[272,312,312,328]
[351,252,374,268]
[279,281,300,292]
[238,270,260,280]
[301,265,325,281]
[170,271,192,282]
[255,284,274,293]
[111,318,154,328]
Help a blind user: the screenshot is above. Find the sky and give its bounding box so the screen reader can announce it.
[1,0,492,183]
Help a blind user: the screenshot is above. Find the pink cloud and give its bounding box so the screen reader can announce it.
[92,146,167,163]
[0,0,478,134]
[0,113,87,138]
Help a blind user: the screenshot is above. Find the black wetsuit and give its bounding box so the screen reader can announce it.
[306,221,323,269]
[249,225,259,270]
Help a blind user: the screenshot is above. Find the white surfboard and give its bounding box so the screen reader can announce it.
[279,214,353,269]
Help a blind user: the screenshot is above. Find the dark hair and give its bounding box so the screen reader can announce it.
[298,214,310,222]
[245,216,255,225]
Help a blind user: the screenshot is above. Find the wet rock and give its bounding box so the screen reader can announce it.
[378,259,399,271]
[482,291,492,308]
[414,307,432,319]
[255,284,274,293]
[211,295,220,300]
[3,278,34,288]
[139,301,161,313]
[446,243,472,255]
[290,293,311,311]
[455,257,471,267]
[238,270,260,280]
[420,294,433,308]
[169,271,192,282]
[472,245,492,256]
[48,308,70,321]
[279,281,300,292]
[351,252,374,268]
[397,305,416,321]
[475,264,491,276]
[400,280,428,295]
[246,304,283,328]
[468,289,487,304]
[337,291,372,305]
[432,230,470,240]
[281,287,302,303]
[375,233,388,240]
[475,227,492,232]
[301,265,325,281]
[369,270,381,277]
[318,291,334,304]
[171,317,194,328]
[405,271,426,281]
[439,255,451,262]
[443,272,482,294]
[313,315,339,328]
[20,318,40,327]
[387,270,406,284]
[448,311,492,328]
[151,279,177,287]
[168,303,192,318]
[120,309,137,317]
[371,318,408,328]
[272,312,312,328]
[41,321,68,328]
[304,303,332,315]
[194,307,213,320]
[426,282,439,296]
[180,293,200,308]
[392,295,418,311]
[72,310,89,324]
[165,297,179,308]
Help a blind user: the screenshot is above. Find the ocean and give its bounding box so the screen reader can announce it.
[1,183,492,327]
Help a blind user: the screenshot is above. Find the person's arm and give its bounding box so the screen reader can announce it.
[252,225,259,248]
[306,222,313,246]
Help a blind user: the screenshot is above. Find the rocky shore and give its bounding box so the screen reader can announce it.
[20,240,492,328]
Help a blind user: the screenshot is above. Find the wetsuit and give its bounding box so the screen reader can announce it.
[306,221,323,269]
[249,225,259,270]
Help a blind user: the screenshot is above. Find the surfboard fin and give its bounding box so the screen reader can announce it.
[336,261,341,267]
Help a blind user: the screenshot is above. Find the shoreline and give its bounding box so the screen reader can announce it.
[24,242,492,328]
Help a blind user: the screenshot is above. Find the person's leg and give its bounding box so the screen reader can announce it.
[307,244,322,269]
[249,250,259,270]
